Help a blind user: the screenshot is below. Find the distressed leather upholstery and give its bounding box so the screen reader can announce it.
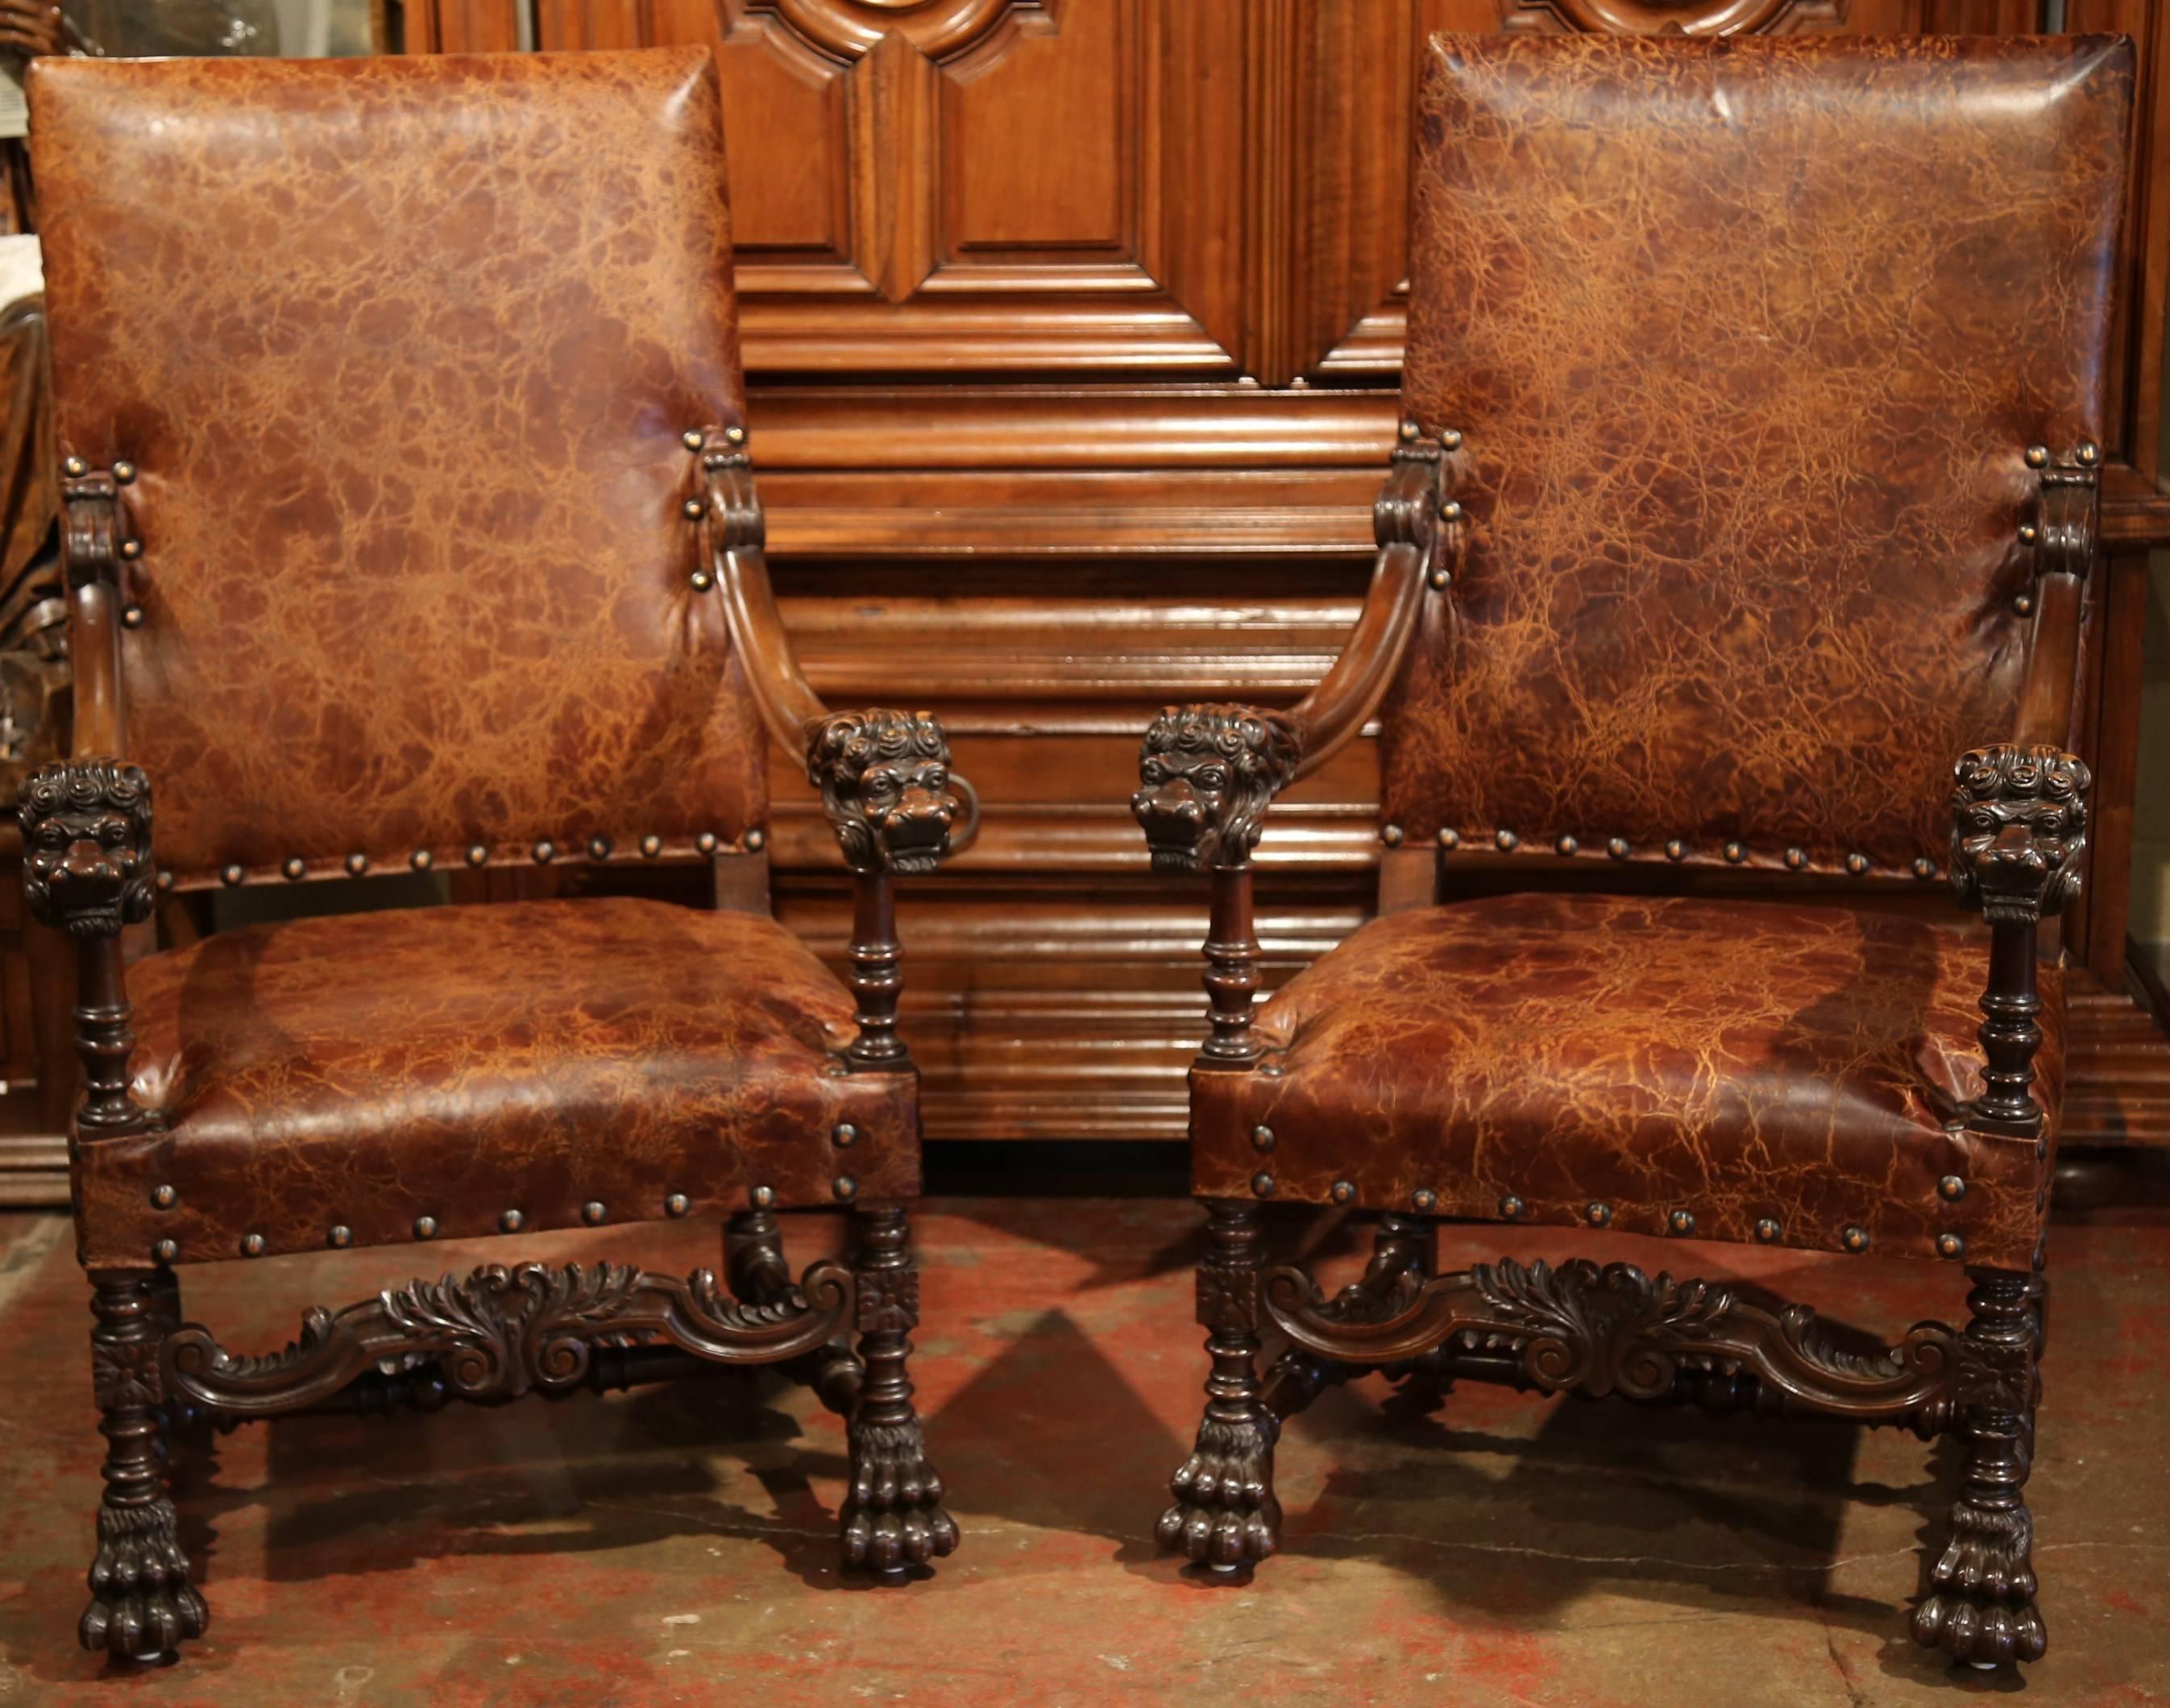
[1382,31,2132,876]
[74,899,915,1269]
[1193,894,2059,1268]
[33,50,764,885]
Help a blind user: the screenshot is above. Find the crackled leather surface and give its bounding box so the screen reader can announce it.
[1193,894,2060,1268]
[75,898,916,1268]
[1383,33,2132,876]
[31,49,765,884]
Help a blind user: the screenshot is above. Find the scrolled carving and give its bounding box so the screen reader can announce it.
[1948,745,2089,927]
[1374,441,1444,551]
[162,1258,854,1417]
[20,760,155,938]
[1132,703,1303,874]
[807,707,960,876]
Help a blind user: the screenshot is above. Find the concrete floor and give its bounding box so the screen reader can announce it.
[0,1193,2164,1706]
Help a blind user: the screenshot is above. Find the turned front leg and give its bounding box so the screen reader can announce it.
[841,1204,957,1572]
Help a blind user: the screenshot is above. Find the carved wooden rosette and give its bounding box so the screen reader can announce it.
[1262,1255,1959,1426]
[160,1258,853,1418]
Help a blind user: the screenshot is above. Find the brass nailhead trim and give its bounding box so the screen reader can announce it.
[1251,1125,1276,1153]
[413,1215,438,1240]
[533,840,555,864]
[119,538,143,560]
[683,497,706,520]
[156,871,174,892]
[1398,419,1419,441]
[2014,593,2035,616]
[1938,1175,1967,1202]
[150,1184,176,1209]
[284,857,307,881]
[1842,1225,1869,1253]
[466,844,488,867]
[1428,566,1451,591]
[745,827,769,852]
[1606,838,1629,859]
[1331,1180,1355,1204]
[683,429,706,451]
[587,835,611,860]
[1499,1194,1525,1219]
[1912,858,1936,881]
[724,425,748,447]
[1723,843,1745,864]
[1381,824,1404,847]
[1784,848,1807,870]
[121,606,144,629]
[582,1201,607,1225]
[345,852,368,877]
[832,1122,857,1147]
[1251,1172,1276,1198]
[1754,1218,1781,1243]
[1936,1233,1965,1260]
[691,570,715,591]
[666,1192,691,1217]
[752,1184,776,1208]
[832,1176,858,1202]
[641,835,663,858]
[63,454,86,476]
[1554,835,1577,856]
[1845,853,1869,875]
[113,460,136,483]
[328,1225,353,1249]
[1438,499,1463,524]
[1668,1209,1695,1236]
[1413,1188,1438,1212]
[2024,445,2050,468]
[411,849,434,871]
[153,1238,178,1264]
[241,1233,265,1257]
[1586,1201,1611,1227]
[697,832,719,855]
[1494,830,1518,852]
[1665,839,1686,860]
[1438,828,1459,850]
[500,1209,524,1233]
[220,864,243,886]
[2077,441,2101,466]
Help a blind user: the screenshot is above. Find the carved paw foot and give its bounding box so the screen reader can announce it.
[842,1419,958,1573]
[1912,1502,2045,1665]
[1157,1413,1280,1569]
[80,1499,206,1659]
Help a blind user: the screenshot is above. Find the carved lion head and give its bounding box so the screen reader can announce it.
[1948,745,2089,927]
[808,710,957,876]
[19,761,156,938]
[1133,704,1302,874]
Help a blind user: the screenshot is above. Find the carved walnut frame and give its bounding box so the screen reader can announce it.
[32,434,972,1660]
[1134,432,2097,1669]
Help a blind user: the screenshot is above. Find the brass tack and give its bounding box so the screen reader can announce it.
[1251,1125,1276,1153]
[410,848,434,872]
[723,425,747,447]
[119,538,143,561]
[153,1237,177,1264]
[328,1225,353,1249]
[1259,1062,1285,1077]
[1665,839,1686,861]
[641,834,663,858]
[345,852,368,877]
[832,1176,857,1202]
[582,1200,607,1225]
[745,827,767,852]
[1381,824,1404,847]
[241,1233,265,1257]
[1440,429,1464,451]
[1330,1180,1355,1205]
[1554,835,1577,856]
[1842,1225,1869,1253]
[1912,857,1936,881]
[1438,828,1459,850]
[683,497,706,520]
[1587,1201,1612,1227]
[752,1184,776,1209]
[1413,1188,1438,1212]
[155,870,174,892]
[1845,853,1869,876]
[2024,445,2050,468]
[62,454,85,477]
[690,570,714,592]
[1723,842,1745,864]
[220,863,244,887]
[1754,1218,1780,1243]
[1936,1233,1965,1259]
[1938,1175,1967,1201]
[1251,1171,1276,1198]
[284,856,306,881]
[2014,594,2034,616]
[113,460,136,484]
[696,831,719,855]
[151,1184,176,1209]
[1784,848,1807,871]
[832,1121,857,1147]
[500,1208,525,1233]
[703,451,728,470]
[1495,829,1518,852]
[121,606,143,629]
[1668,1208,1695,1236]
[683,429,706,451]
[1439,500,1463,524]
[533,839,555,864]
[665,1192,691,1218]
[413,1216,438,1240]
[2017,523,2041,545]
[1398,419,1419,442]
[1606,837,1629,859]
[1498,1194,1524,1220]
[587,835,611,860]
[2077,441,2100,466]
[466,844,488,867]
[1428,567,1451,590]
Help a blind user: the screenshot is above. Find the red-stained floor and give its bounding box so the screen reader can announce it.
[0,1192,2164,1706]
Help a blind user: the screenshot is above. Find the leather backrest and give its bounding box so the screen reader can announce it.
[1383,33,2132,878]
[31,48,765,884]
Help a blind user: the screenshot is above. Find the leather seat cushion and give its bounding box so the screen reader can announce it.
[75,898,917,1268]
[1189,893,2060,1268]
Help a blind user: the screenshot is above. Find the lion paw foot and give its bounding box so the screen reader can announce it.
[79,1499,205,1659]
[1156,1414,1280,1569]
[842,1420,958,1573]
[1912,1503,2045,1665]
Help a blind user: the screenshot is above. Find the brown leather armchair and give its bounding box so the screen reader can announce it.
[27,48,962,1662]
[1135,31,2132,1671]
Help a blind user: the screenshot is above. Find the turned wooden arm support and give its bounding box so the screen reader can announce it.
[19,758,157,1135]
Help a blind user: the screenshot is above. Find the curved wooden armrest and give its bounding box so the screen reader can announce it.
[700,437,972,875]
[1132,440,1449,873]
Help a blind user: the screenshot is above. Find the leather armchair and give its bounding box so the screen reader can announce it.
[26,47,962,1663]
[1137,31,2132,1673]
